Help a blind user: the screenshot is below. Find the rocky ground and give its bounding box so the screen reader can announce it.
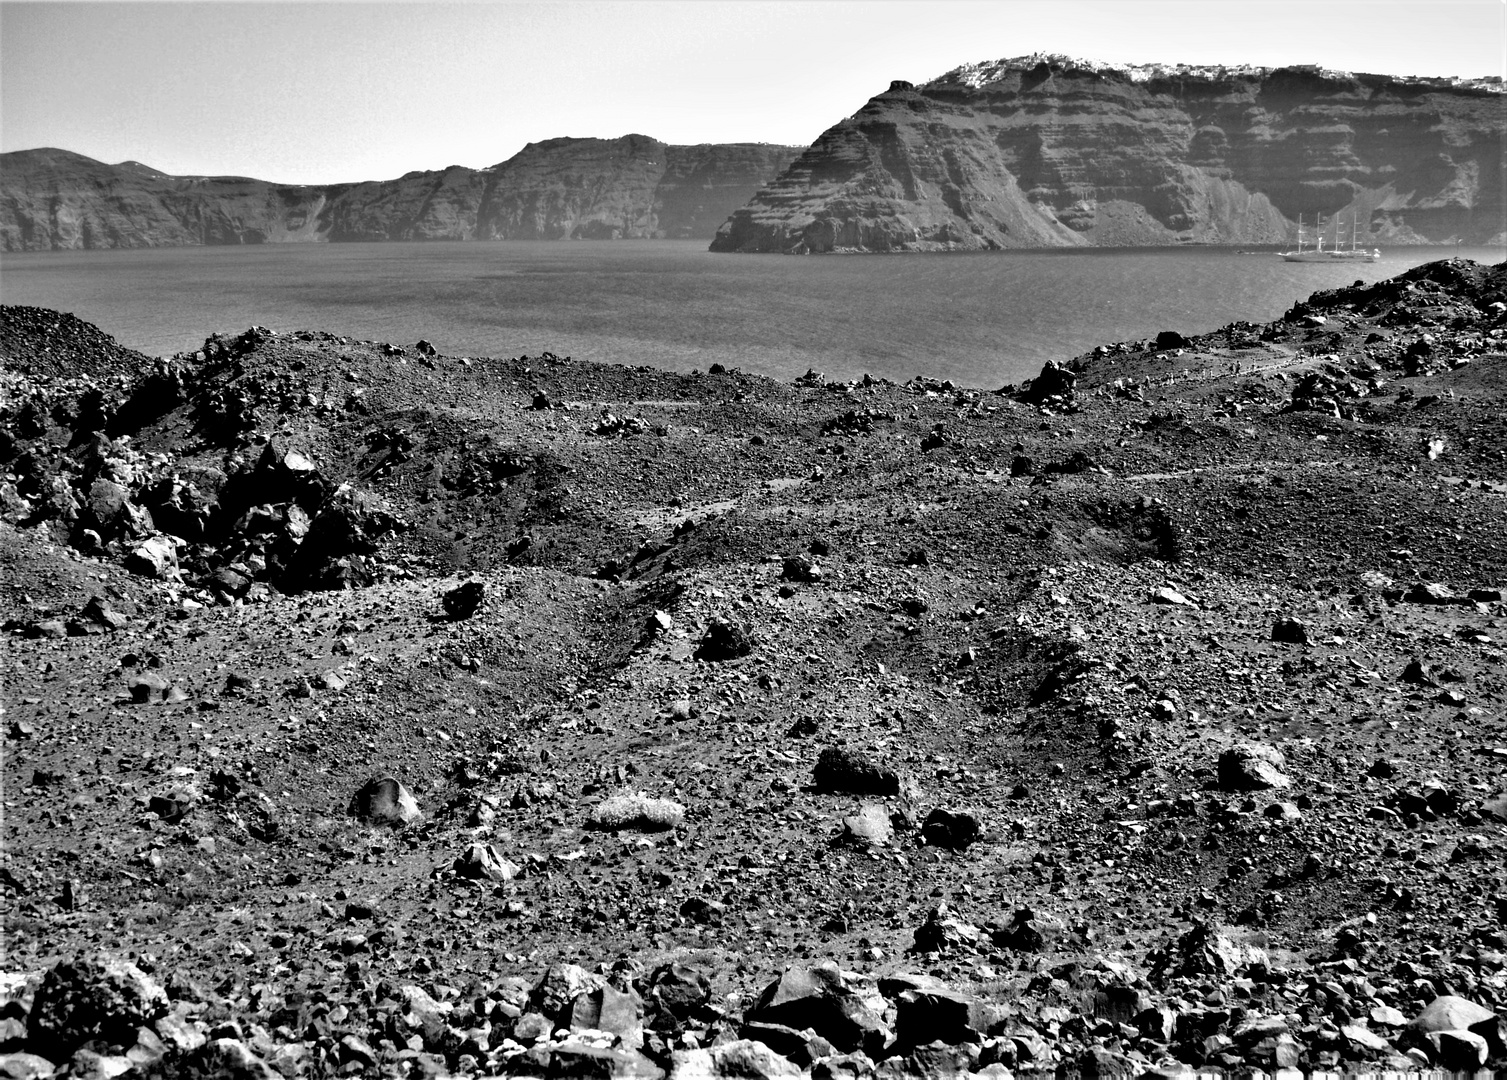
[2,258,1506,1079]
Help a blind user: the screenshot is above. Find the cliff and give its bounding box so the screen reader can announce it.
[711,56,1507,252]
[0,138,802,251]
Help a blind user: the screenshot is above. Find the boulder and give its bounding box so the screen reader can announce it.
[124,536,179,580]
[1423,1029,1489,1069]
[84,480,150,540]
[782,556,822,583]
[840,804,894,846]
[921,808,980,850]
[27,954,168,1058]
[912,903,983,953]
[442,580,485,620]
[1150,586,1192,606]
[1271,617,1310,644]
[1152,920,1268,980]
[1403,582,1470,606]
[453,842,521,882]
[536,1044,663,1079]
[693,618,754,662]
[1410,995,1503,1056]
[127,672,170,704]
[894,986,980,1048]
[533,964,606,1022]
[1021,361,1076,406]
[347,777,421,827]
[567,984,645,1049]
[0,1054,57,1080]
[645,962,711,1029]
[989,906,1063,953]
[746,963,888,1055]
[814,747,900,796]
[670,1041,800,1079]
[1217,742,1291,791]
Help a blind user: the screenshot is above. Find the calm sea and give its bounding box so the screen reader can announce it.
[2,241,1501,388]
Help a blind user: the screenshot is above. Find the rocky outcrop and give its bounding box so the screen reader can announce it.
[474,134,803,240]
[712,56,1506,252]
[0,138,801,250]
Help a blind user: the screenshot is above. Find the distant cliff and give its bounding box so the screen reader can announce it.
[0,137,802,251]
[711,57,1506,253]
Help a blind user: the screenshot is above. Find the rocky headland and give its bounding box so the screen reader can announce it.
[0,137,802,251]
[2,258,1507,1078]
[711,56,1505,253]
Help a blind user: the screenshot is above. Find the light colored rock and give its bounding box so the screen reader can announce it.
[347,776,421,827]
[1424,1029,1489,1069]
[0,1054,57,1080]
[1410,994,1497,1034]
[124,536,179,580]
[670,1040,802,1079]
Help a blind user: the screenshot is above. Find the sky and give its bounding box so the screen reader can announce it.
[2,0,1503,186]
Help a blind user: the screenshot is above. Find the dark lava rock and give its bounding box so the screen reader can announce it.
[693,618,754,662]
[782,555,822,583]
[913,903,983,953]
[1019,361,1077,407]
[442,580,485,620]
[645,962,712,1028]
[745,963,888,1056]
[989,906,1062,953]
[1271,616,1310,644]
[1156,330,1191,350]
[921,807,980,850]
[894,986,980,1048]
[28,953,169,1057]
[813,747,900,795]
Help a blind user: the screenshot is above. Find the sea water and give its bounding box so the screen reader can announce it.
[2,240,1501,388]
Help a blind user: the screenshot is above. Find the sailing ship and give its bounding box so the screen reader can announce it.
[1280,213,1380,263]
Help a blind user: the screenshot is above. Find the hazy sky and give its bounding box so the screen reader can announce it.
[3,0,1503,185]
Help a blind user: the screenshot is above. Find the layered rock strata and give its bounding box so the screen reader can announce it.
[712,56,1506,252]
[0,136,802,250]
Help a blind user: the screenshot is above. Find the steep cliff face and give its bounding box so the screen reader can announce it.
[0,139,801,251]
[473,135,805,240]
[711,58,1506,253]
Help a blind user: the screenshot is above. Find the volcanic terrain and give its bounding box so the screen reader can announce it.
[2,258,1506,1078]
